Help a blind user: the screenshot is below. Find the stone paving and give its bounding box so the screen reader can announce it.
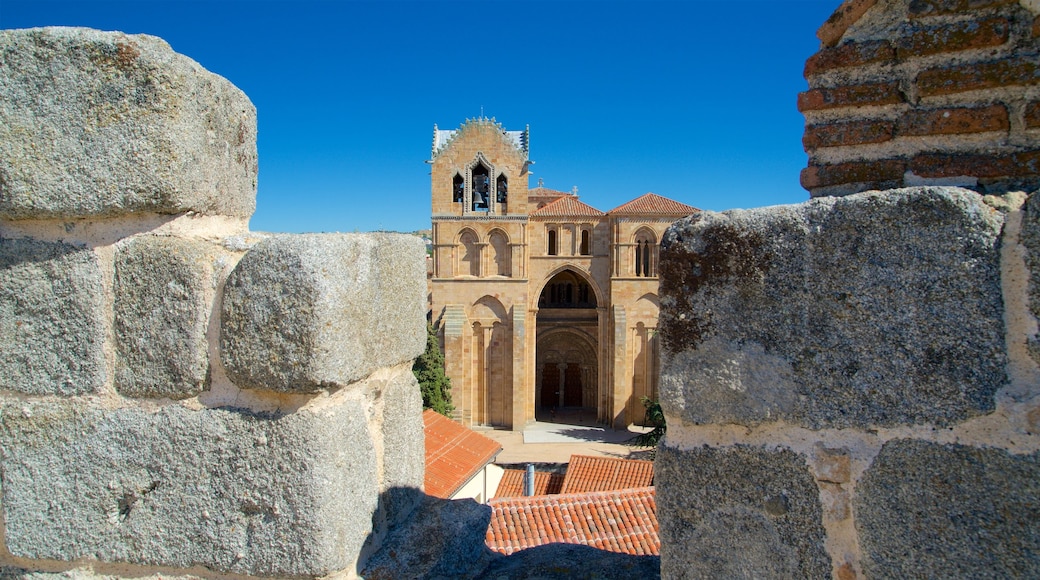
[478,408,654,464]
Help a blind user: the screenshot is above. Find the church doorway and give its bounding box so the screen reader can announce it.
[535,269,599,424]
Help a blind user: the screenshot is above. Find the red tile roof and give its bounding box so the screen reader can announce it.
[495,469,566,498]
[485,487,659,556]
[530,195,606,218]
[607,192,699,216]
[423,409,503,498]
[559,455,655,494]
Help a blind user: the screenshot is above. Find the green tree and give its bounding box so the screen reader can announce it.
[628,397,666,459]
[413,323,454,416]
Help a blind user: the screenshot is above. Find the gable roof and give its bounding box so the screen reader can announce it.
[559,455,655,494]
[423,409,503,498]
[485,487,659,556]
[529,194,606,218]
[607,192,699,216]
[431,118,529,159]
[494,469,566,498]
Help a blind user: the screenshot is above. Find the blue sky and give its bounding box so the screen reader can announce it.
[2,0,839,233]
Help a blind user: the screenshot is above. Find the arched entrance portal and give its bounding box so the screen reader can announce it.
[535,269,600,423]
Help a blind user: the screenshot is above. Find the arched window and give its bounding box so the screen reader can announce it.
[634,229,656,277]
[496,174,508,207]
[471,162,490,212]
[452,173,464,203]
[489,230,511,277]
[547,229,558,256]
[580,229,591,255]
[459,230,479,277]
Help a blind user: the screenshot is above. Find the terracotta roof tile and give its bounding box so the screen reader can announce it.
[607,192,699,216]
[485,487,659,556]
[423,409,502,498]
[530,195,606,218]
[494,469,566,498]
[559,455,655,494]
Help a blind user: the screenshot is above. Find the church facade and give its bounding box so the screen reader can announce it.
[429,118,698,430]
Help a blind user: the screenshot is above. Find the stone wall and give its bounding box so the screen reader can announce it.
[656,185,1040,577]
[0,27,427,578]
[799,0,1040,197]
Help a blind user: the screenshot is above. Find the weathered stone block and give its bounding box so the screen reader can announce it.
[655,444,830,579]
[857,439,1040,578]
[1022,191,1040,366]
[659,187,1006,429]
[221,233,426,393]
[0,238,105,395]
[114,237,225,399]
[0,399,378,577]
[377,368,425,527]
[0,27,256,220]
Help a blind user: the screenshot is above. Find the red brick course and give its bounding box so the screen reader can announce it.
[801,159,907,189]
[897,104,1009,136]
[803,119,896,149]
[818,0,881,47]
[907,0,1017,17]
[895,16,1009,59]
[798,82,905,112]
[910,150,1040,178]
[1026,101,1040,129]
[802,0,1039,195]
[804,40,895,76]
[916,56,1040,97]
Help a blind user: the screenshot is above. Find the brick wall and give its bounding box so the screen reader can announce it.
[800,0,1040,196]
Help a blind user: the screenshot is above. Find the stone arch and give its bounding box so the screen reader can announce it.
[487,229,511,277]
[457,228,480,277]
[633,292,660,317]
[467,152,494,213]
[470,295,512,427]
[536,265,602,309]
[471,294,508,323]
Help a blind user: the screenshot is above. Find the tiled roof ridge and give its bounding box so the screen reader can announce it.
[607,192,699,216]
[494,468,565,498]
[529,195,606,217]
[485,486,658,556]
[559,454,655,494]
[423,409,503,498]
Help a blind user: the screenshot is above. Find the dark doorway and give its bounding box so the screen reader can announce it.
[540,363,559,409]
[564,365,583,407]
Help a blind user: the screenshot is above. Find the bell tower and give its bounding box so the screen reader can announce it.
[429,119,534,430]
[430,118,530,217]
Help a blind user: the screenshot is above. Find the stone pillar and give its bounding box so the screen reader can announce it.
[597,306,610,423]
[442,305,468,424]
[557,364,568,408]
[612,305,628,428]
[511,306,528,429]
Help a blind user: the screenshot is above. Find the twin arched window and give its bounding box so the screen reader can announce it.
[634,230,656,277]
[457,229,511,277]
[452,159,507,212]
